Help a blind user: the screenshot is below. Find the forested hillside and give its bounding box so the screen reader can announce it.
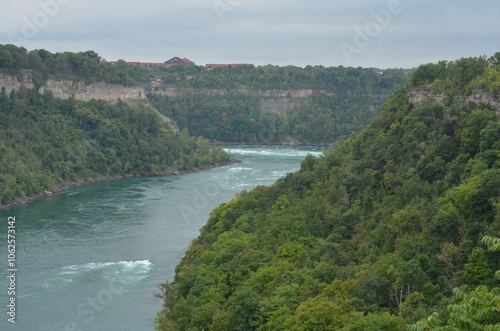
[0,44,136,87]
[0,45,230,208]
[156,54,500,330]
[144,65,408,144]
[128,62,407,91]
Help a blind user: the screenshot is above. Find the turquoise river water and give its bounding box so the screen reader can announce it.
[0,145,325,330]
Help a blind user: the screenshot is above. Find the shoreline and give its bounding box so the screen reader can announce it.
[0,158,241,211]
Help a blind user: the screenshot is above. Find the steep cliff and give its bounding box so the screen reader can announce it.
[152,87,388,114]
[38,79,146,102]
[152,87,329,114]
[0,73,146,102]
[148,85,393,144]
[153,87,328,98]
[407,87,500,115]
[0,74,35,92]
[0,73,177,130]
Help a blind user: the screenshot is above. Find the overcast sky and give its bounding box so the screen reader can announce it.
[1,0,499,68]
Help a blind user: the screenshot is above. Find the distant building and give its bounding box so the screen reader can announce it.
[205,63,253,69]
[165,57,194,67]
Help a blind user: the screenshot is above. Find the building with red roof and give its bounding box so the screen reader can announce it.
[165,57,194,67]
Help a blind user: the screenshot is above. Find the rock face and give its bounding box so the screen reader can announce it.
[0,73,179,130]
[153,87,390,114]
[407,86,500,115]
[38,80,146,102]
[465,90,500,115]
[407,87,446,106]
[153,88,335,114]
[0,74,35,93]
[152,87,326,99]
[0,73,146,103]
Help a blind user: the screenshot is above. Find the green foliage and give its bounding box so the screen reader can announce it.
[464,248,493,285]
[409,236,500,331]
[410,61,449,86]
[0,45,231,206]
[409,54,499,96]
[134,62,409,92]
[156,55,500,330]
[0,44,136,86]
[0,88,230,206]
[147,67,408,144]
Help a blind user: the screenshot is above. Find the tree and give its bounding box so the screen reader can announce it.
[409,236,500,331]
[0,48,15,69]
[464,248,493,286]
[229,287,260,331]
[488,52,500,68]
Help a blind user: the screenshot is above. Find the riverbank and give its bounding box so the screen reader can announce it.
[0,159,241,211]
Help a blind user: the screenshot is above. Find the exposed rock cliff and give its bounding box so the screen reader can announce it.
[152,87,390,114]
[152,87,328,113]
[407,86,500,115]
[0,73,177,130]
[38,80,146,102]
[465,90,500,115]
[0,74,146,102]
[152,87,327,98]
[0,74,35,92]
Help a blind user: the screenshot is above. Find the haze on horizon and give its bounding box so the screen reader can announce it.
[0,0,499,69]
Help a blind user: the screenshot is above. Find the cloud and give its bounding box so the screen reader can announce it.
[0,0,498,68]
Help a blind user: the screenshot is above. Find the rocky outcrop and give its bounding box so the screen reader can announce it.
[0,73,146,102]
[465,90,500,115]
[152,87,329,99]
[407,87,500,115]
[0,73,177,130]
[152,87,335,114]
[38,80,146,102]
[152,87,390,114]
[407,87,445,106]
[0,74,35,93]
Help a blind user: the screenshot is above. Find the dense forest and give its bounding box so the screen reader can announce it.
[146,66,408,144]
[125,61,407,92]
[149,90,384,144]
[0,44,137,86]
[409,53,500,95]
[156,54,500,330]
[0,45,230,207]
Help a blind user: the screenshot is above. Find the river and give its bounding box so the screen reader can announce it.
[0,145,325,331]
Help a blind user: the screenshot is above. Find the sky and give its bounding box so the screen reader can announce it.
[0,0,499,69]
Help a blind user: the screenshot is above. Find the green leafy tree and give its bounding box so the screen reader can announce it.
[464,248,494,286]
[156,53,500,331]
[409,236,500,331]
